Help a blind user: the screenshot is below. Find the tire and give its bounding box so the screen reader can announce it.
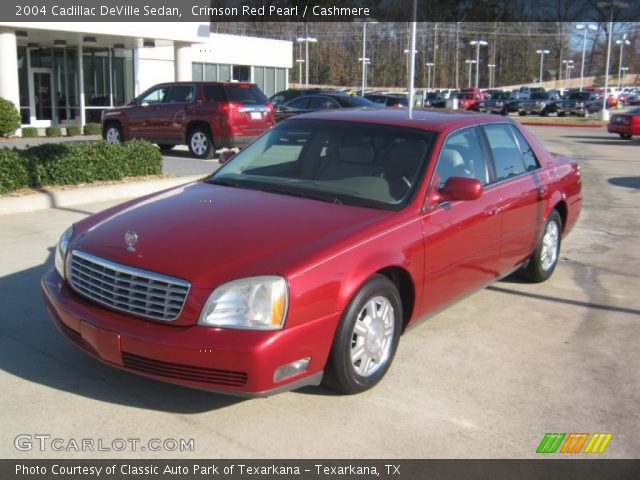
[324,274,402,394]
[518,111,526,116]
[158,144,175,152]
[518,210,562,283]
[619,133,632,140]
[540,109,549,117]
[558,111,566,117]
[103,123,123,143]
[187,127,214,159]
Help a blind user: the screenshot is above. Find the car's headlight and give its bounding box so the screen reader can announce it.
[54,226,73,279]
[198,276,288,330]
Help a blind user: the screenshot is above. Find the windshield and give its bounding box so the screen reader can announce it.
[530,92,549,100]
[568,92,591,100]
[209,120,436,210]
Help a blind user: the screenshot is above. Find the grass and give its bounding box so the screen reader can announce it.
[514,115,607,127]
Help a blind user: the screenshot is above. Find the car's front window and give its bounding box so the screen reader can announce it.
[208,120,436,210]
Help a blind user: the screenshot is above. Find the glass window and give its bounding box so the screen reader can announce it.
[233,65,250,82]
[17,46,29,124]
[30,48,52,68]
[203,84,225,102]
[166,85,195,103]
[254,67,265,93]
[285,97,309,110]
[309,96,338,110]
[510,126,540,171]
[83,48,110,106]
[224,85,268,105]
[192,63,203,81]
[112,48,134,106]
[482,124,526,181]
[218,64,231,81]
[139,86,169,104]
[204,63,217,81]
[275,68,286,95]
[264,67,275,97]
[435,127,488,188]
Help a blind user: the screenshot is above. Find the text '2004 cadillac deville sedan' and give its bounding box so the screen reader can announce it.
[42,109,582,396]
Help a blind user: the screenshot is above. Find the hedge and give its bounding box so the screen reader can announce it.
[45,126,62,137]
[84,123,101,135]
[66,125,82,136]
[21,127,38,138]
[0,98,21,137]
[0,139,162,195]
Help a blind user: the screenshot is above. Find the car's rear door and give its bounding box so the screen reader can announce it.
[479,123,550,272]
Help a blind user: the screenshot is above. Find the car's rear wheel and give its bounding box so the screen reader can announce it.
[158,144,175,152]
[103,123,123,143]
[619,133,632,140]
[324,275,402,394]
[558,111,566,117]
[187,127,214,159]
[518,111,526,116]
[518,210,562,283]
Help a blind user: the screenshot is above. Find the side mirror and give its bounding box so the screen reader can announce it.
[440,177,483,202]
[218,150,236,165]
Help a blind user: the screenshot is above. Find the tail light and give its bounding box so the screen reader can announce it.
[265,102,275,121]
[219,102,244,120]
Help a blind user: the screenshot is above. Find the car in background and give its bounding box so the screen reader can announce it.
[478,91,518,115]
[102,81,275,159]
[607,107,640,139]
[44,108,582,396]
[456,88,486,110]
[269,88,340,107]
[627,90,640,105]
[423,92,447,108]
[364,93,409,108]
[553,91,602,117]
[275,94,377,122]
[516,91,561,116]
[516,86,545,100]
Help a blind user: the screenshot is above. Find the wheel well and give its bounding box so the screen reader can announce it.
[376,266,415,332]
[552,200,568,232]
[186,121,212,143]
[103,119,121,132]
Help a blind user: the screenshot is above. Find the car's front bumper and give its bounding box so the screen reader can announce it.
[41,269,337,396]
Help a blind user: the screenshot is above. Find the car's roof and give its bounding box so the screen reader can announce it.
[288,107,517,133]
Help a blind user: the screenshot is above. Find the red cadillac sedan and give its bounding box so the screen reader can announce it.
[42,109,582,396]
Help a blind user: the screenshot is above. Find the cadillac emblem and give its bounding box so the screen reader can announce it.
[125,231,138,252]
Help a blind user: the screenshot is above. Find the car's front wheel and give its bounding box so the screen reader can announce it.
[187,127,214,159]
[103,123,123,143]
[619,133,632,140]
[518,210,562,283]
[324,275,402,394]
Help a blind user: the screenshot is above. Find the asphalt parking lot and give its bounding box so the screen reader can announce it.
[0,126,638,459]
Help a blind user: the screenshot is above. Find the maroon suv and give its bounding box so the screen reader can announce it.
[102,82,275,158]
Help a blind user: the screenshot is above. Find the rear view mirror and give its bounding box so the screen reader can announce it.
[218,150,237,165]
[440,177,483,201]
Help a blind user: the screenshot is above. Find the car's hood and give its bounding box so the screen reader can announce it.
[72,181,391,287]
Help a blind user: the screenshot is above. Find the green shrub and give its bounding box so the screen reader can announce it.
[0,98,21,137]
[66,125,82,137]
[0,149,30,194]
[83,123,101,135]
[21,127,38,138]
[11,140,162,191]
[45,126,62,137]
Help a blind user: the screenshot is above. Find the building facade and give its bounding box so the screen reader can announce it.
[0,23,291,130]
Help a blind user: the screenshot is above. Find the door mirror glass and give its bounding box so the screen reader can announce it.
[440,177,483,201]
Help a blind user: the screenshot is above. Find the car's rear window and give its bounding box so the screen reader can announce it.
[203,84,269,105]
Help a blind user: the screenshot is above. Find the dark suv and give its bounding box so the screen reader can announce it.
[102,82,275,158]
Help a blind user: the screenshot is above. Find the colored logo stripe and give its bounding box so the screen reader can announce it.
[584,433,613,453]
[536,433,565,453]
[560,433,589,453]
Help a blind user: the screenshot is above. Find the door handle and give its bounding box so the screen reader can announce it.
[484,206,498,217]
[539,186,548,196]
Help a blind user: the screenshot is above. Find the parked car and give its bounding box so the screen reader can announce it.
[275,94,377,122]
[516,91,561,116]
[456,90,484,110]
[478,91,518,115]
[553,91,602,117]
[269,88,339,107]
[422,92,447,108]
[516,86,545,100]
[364,93,409,108]
[607,107,640,139]
[44,108,582,396]
[102,81,275,159]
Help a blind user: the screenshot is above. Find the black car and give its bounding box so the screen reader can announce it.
[516,91,561,116]
[269,88,340,107]
[364,93,409,108]
[478,91,518,115]
[423,92,447,108]
[275,94,378,122]
[553,91,602,117]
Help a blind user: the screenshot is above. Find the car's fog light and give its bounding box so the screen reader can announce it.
[274,357,310,383]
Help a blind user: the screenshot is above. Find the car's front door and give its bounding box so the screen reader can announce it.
[126,85,170,138]
[419,126,504,315]
[157,84,195,142]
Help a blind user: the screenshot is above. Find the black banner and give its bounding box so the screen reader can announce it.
[2,0,640,22]
[3,460,640,480]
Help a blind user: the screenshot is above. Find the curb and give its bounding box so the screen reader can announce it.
[0,175,204,216]
[520,122,605,128]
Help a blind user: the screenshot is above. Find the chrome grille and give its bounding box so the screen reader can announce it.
[70,250,190,321]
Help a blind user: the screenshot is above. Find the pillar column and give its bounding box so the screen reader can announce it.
[0,30,21,116]
[174,42,192,81]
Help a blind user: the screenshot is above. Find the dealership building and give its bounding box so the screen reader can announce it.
[0,22,291,130]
